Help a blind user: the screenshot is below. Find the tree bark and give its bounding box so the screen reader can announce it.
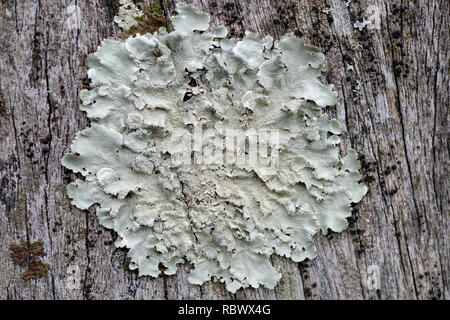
[0,0,447,300]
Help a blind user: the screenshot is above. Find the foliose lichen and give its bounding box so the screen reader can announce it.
[124,2,170,37]
[62,3,367,292]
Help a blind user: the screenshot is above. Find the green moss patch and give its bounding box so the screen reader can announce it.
[10,240,50,280]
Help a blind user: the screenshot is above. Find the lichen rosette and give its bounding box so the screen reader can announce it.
[62,3,367,293]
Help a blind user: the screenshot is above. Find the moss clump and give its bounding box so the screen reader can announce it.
[9,240,50,280]
[125,2,170,37]
[148,2,163,16]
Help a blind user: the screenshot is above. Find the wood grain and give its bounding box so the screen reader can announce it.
[0,0,447,300]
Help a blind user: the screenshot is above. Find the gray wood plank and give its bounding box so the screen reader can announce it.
[0,0,447,300]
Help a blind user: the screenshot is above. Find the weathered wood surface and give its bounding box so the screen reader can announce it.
[0,0,448,300]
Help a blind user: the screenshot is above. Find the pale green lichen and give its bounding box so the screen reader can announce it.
[62,3,367,293]
[114,0,144,31]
